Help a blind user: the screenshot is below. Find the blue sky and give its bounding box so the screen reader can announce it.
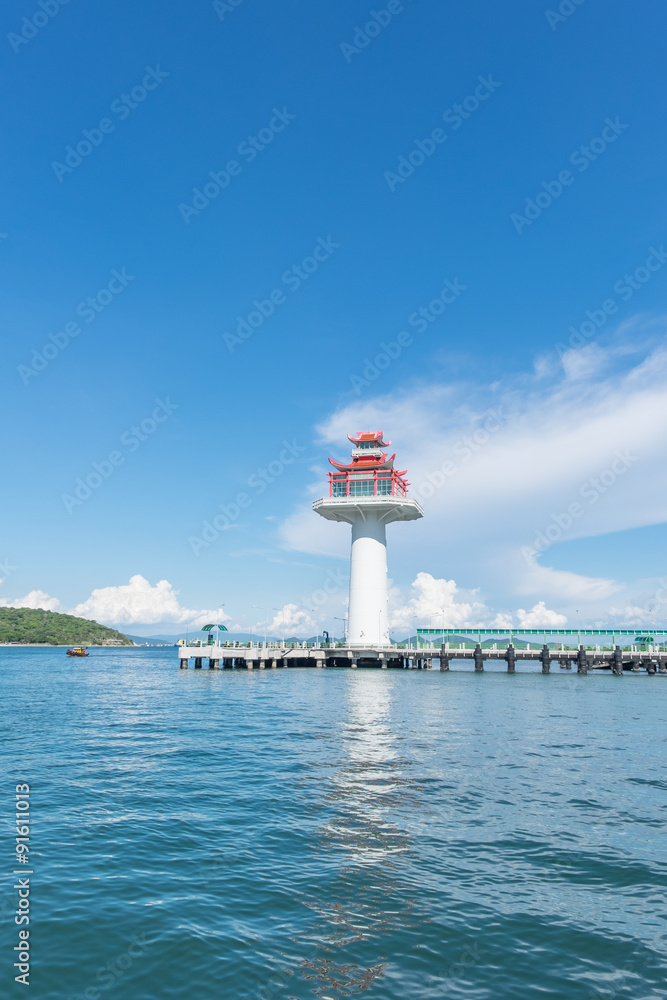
[3,0,667,635]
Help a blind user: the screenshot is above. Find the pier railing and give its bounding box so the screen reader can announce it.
[179,638,666,653]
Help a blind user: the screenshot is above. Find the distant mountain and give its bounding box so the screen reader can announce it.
[122,634,178,645]
[0,608,133,646]
[123,632,349,645]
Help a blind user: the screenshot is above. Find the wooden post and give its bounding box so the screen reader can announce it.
[474,644,484,672]
[505,644,516,673]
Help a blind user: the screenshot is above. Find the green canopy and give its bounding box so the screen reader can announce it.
[201,624,229,632]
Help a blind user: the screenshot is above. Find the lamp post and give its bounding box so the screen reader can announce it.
[334,615,348,644]
[252,605,267,647]
[424,608,446,650]
[309,609,322,648]
[216,604,225,648]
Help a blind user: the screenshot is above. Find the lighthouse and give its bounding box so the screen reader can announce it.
[313,432,423,647]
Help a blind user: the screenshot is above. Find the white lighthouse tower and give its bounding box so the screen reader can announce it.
[313,432,423,647]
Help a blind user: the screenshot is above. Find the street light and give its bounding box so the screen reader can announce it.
[334,615,347,644]
[424,608,447,648]
[309,610,321,648]
[252,605,268,646]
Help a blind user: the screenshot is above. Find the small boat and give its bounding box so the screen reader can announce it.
[66,647,89,657]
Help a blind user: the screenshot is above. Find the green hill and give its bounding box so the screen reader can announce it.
[0,607,133,646]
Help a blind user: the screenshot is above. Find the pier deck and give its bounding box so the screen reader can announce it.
[178,642,667,674]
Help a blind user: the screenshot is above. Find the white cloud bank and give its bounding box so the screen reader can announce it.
[0,576,230,630]
[0,590,61,612]
[70,575,229,627]
[389,571,486,632]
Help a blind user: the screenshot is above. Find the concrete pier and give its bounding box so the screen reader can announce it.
[178,640,667,673]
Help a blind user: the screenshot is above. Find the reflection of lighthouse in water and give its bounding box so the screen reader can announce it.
[299,673,423,997]
[313,431,423,647]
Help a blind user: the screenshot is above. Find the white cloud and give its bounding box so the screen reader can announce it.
[270,603,316,636]
[513,548,620,603]
[389,572,487,632]
[490,612,513,627]
[516,601,567,627]
[0,590,61,612]
[69,575,230,627]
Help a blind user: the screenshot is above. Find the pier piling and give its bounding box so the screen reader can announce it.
[577,646,588,674]
[540,644,551,674]
[178,635,667,675]
[612,646,623,675]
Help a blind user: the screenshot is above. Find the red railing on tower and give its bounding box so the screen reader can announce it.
[328,468,409,499]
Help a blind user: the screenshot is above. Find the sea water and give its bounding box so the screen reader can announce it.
[2,647,666,999]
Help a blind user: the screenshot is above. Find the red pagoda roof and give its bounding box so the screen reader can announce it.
[328,430,400,472]
[347,431,391,447]
[329,453,396,472]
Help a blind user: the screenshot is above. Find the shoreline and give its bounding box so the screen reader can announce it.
[0,643,138,648]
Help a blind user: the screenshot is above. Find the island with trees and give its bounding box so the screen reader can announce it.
[0,607,133,646]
